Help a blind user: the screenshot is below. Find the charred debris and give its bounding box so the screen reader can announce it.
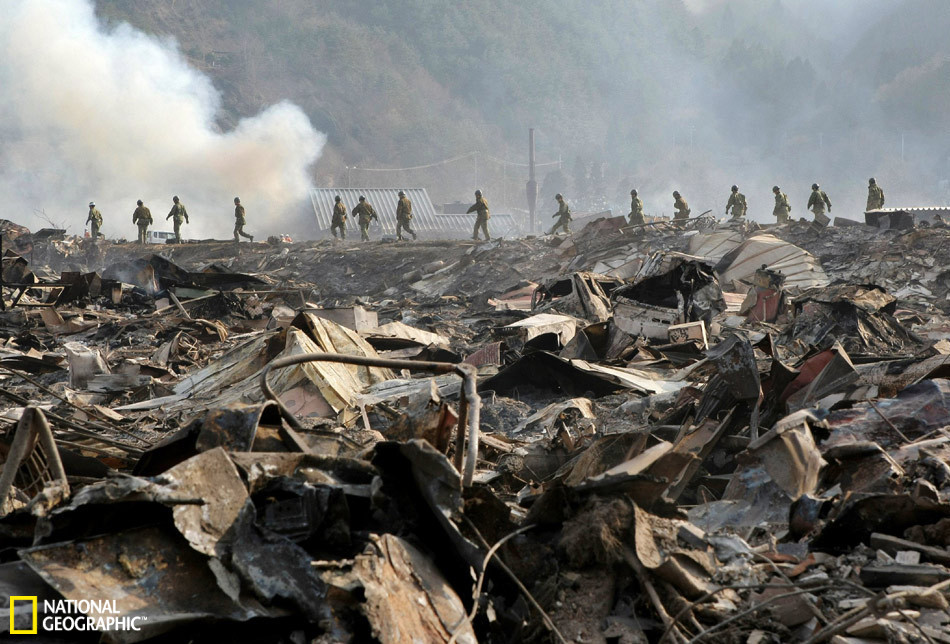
[2,215,950,643]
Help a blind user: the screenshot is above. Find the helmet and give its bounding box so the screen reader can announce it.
[334,195,341,202]
[173,195,179,202]
[555,193,562,200]
[88,201,95,207]
[234,197,241,203]
[358,195,365,202]
[731,185,738,192]
[136,199,143,206]
[398,190,405,197]
[475,189,482,197]
[772,186,780,192]
[869,177,876,185]
[673,191,680,198]
[631,189,638,196]
[812,183,819,190]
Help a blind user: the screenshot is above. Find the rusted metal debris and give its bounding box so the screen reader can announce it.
[3,216,950,641]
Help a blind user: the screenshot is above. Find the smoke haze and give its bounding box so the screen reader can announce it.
[3,0,948,235]
[0,0,323,239]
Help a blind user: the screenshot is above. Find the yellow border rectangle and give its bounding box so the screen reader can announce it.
[10,595,38,634]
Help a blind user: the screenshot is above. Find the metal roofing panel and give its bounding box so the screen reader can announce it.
[868,207,950,213]
[309,188,521,238]
[717,235,829,290]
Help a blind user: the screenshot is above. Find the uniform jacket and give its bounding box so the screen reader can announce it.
[132,206,152,225]
[553,199,571,220]
[397,197,413,221]
[166,202,189,223]
[353,202,378,225]
[332,201,347,224]
[466,196,491,219]
[807,189,831,213]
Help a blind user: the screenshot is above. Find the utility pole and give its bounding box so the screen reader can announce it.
[527,128,538,234]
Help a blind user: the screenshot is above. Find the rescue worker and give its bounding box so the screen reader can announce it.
[331,195,347,239]
[131,199,152,244]
[396,190,417,241]
[548,193,572,235]
[352,195,379,241]
[86,201,103,239]
[673,191,690,221]
[867,177,885,211]
[807,183,832,218]
[628,189,644,226]
[467,189,491,241]
[772,186,791,224]
[726,185,747,219]
[165,195,189,243]
[233,197,253,242]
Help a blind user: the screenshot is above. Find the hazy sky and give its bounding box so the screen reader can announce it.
[0,0,324,238]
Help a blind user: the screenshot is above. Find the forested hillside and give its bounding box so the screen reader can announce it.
[94,0,950,217]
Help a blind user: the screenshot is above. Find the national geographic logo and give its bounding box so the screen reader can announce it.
[9,596,36,635]
[9,597,146,635]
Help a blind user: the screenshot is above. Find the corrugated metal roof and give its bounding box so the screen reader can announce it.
[309,188,520,238]
[716,235,829,290]
[867,207,950,213]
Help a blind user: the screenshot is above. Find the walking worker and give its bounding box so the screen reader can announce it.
[396,190,417,241]
[772,186,791,224]
[165,195,189,243]
[467,189,491,241]
[628,189,644,226]
[131,199,152,244]
[548,193,572,235]
[807,183,832,219]
[352,195,379,241]
[86,201,103,239]
[331,195,348,239]
[233,197,253,242]
[673,191,690,220]
[726,185,747,219]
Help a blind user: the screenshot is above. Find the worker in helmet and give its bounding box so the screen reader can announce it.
[673,191,690,221]
[807,183,831,218]
[131,199,152,244]
[467,189,491,241]
[234,197,253,243]
[628,189,644,226]
[396,190,417,241]
[165,195,189,243]
[772,186,791,224]
[352,195,379,241]
[548,193,572,235]
[331,195,347,239]
[726,185,747,219]
[86,201,103,239]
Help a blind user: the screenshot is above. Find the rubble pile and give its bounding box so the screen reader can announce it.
[3,217,950,642]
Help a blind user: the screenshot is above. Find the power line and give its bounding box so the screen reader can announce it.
[355,151,476,172]
[351,150,560,172]
[483,153,559,168]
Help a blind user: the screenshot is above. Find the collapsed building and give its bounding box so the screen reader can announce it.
[1,213,950,642]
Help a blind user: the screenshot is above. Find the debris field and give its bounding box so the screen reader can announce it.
[3,214,950,643]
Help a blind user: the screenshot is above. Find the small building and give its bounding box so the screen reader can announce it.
[309,188,521,239]
[865,206,950,230]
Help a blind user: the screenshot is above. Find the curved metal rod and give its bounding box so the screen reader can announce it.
[259,352,480,486]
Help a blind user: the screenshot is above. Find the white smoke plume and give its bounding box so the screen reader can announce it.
[0,0,324,239]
